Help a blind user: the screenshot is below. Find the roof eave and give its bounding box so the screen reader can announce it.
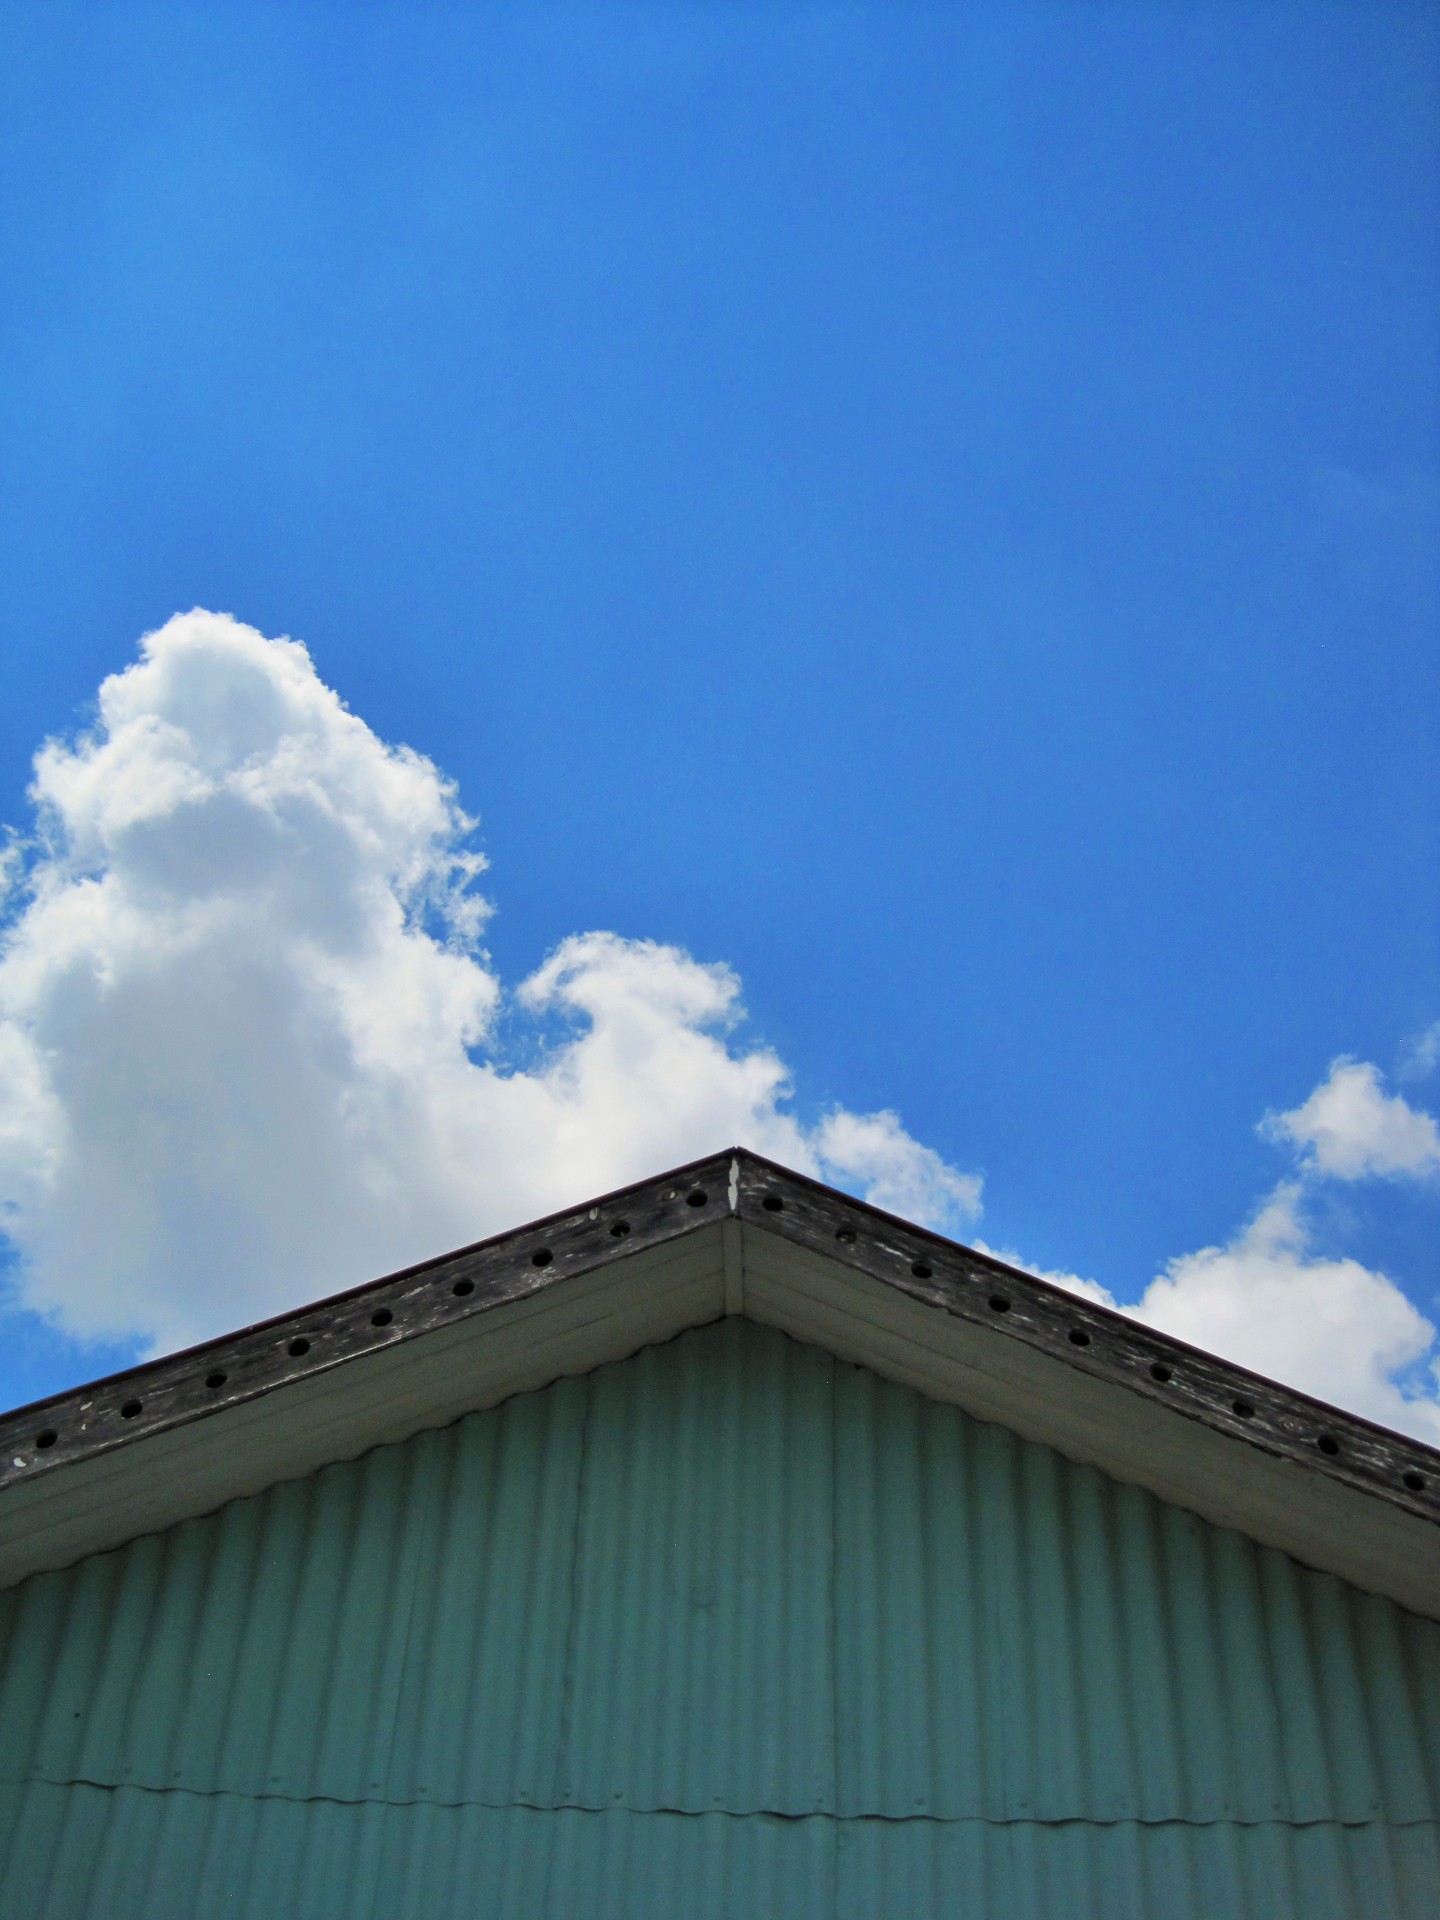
[1,1148,1437,1614]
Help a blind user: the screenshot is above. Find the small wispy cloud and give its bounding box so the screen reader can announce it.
[0,612,980,1354]
[1399,1020,1440,1084]
[994,1056,1440,1442]
[1261,1055,1440,1182]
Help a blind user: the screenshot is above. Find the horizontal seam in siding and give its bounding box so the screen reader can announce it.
[5,1777,1439,1830]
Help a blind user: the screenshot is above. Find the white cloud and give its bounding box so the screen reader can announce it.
[3,612,1436,1447]
[0,612,980,1354]
[986,1190,1440,1444]
[1133,1185,1440,1444]
[1400,1020,1440,1083]
[1261,1055,1440,1181]
[809,1109,983,1226]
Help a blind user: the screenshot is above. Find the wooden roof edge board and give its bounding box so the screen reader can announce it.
[0,1146,1437,1611]
[0,1149,737,1494]
[0,1242,726,1585]
[731,1152,1440,1524]
[0,1231,728,1526]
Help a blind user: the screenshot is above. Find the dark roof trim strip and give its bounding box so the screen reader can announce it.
[0,1150,738,1493]
[1,1146,1436,1554]
[729,1155,1440,1521]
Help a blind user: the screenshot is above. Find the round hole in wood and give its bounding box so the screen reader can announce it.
[762,1195,784,1212]
[452,1278,474,1297]
[120,1399,142,1419]
[1404,1471,1425,1493]
[35,1429,57,1449]
[1068,1329,1091,1347]
[609,1219,631,1238]
[371,1307,393,1327]
[1317,1432,1340,1456]
[686,1189,708,1208]
[531,1248,553,1268]
[288,1337,310,1358]
[1231,1397,1254,1419]
[1150,1362,1172,1383]
[911,1260,933,1280]
[988,1294,1010,1313]
[205,1371,227,1391]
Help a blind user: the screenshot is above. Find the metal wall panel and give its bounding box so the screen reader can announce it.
[0,1785,835,1920]
[0,1385,588,1805]
[3,1785,1437,1920]
[0,1318,1437,1917]
[830,1816,1440,1920]
[555,1324,835,1814]
[377,1374,590,1807]
[830,1360,1440,1822]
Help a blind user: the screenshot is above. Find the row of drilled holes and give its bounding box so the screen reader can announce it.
[25,1189,719,1461]
[31,1182,1423,1500]
[760,1191,1429,1498]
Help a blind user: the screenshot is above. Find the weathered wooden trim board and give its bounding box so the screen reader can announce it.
[0,1149,1436,1615]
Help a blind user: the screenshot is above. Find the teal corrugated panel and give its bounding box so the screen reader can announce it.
[555,1318,836,1813]
[3,1785,1436,1920]
[833,1818,1440,1920]
[371,1802,835,1920]
[3,1317,1440,1918]
[0,1782,390,1920]
[383,1374,589,1806]
[0,1784,837,1920]
[0,1378,588,1808]
[0,1427,437,1800]
[830,1358,1440,1821]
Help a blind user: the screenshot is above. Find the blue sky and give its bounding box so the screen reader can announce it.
[0,6,1437,1430]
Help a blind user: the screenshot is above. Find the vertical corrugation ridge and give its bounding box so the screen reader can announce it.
[549,1365,595,1826]
[553,1320,835,1814]
[564,1320,833,1812]
[828,1332,1440,1825]
[359,1430,445,1920]
[382,1373,589,1807]
[0,1317,1438,1856]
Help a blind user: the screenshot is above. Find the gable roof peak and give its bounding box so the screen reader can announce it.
[1,1147,1437,1615]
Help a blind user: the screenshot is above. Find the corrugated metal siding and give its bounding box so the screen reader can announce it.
[833,1818,1440,1920]
[554,1326,836,1814]
[376,1375,590,1808]
[830,1361,1440,1822]
[3,1785,1438,1920]
[0,1317,1437,1917]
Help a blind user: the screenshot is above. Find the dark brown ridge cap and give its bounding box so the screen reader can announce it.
[2,1146,1438,1528]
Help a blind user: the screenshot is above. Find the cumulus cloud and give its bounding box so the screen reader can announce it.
[1133,1186,1440,1443]
[808,1109,983,1225]
[3,609,1436,1446]
[1262,1055,1440,1181]
[989,1053,1440,1441]
[0,612,979,1353]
